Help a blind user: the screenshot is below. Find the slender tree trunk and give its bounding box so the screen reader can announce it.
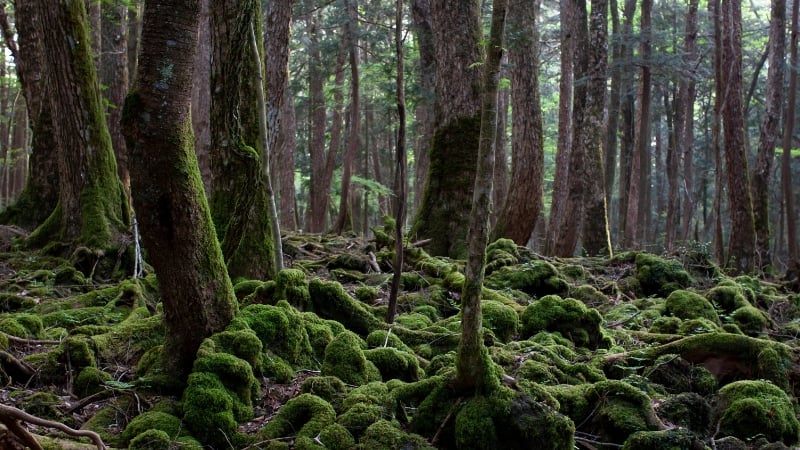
[751,0,785,270]
[333,0,361,235]
[721,0,756,272]
[410,0,434,215]
[605,0,622,234]
[711,0,726,263]
[544,0,574,254]
[192,0,212,193]
[491,77,509,228]
[304,3,329,232]
[680,0,699,243]
[455,0,506,393]
[616,0,636,241]
[31,0,129,252]
[276,86,298,230]
[782,0,799,275]
[123,0,237,381]
[209,0,276,280]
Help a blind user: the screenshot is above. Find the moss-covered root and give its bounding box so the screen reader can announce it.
[605,333,793,391]
[321,331,381,385]
[258,394,336,440]
[308,278,386,335]
[712,380,800,445]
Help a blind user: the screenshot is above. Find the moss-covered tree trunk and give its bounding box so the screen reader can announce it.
[122,0,237,381]
[455,0,506,393]
[411,0,482,259]
[0,1,59,230]
[410,0,434,216]
[29,0,129,252]
[209,0,276,280]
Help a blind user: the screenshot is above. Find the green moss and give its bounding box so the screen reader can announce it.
[0,293,35,312]
[634,253,692,296]
[571,284,609,309]
[210,329,263,371]
[276,268,311,309]
[80,396,136,448]
[395,312,433,329]
[664,289,720,325]
[308,278,386,336]
[731,305,768,336]
[486,261,569,297]
[358,419,434,450]
[365,347,422,382]
[715,380,800,444]
[121,411,184,446]
[706,284,751,313]
[322,331,381,385]
[622,429,699,450]
[319,423,356,450]
[261,393,336,439]
[235,302,314,367]
[129,429,172,450]
[233,279,264,300]
[677,317,722,335]
[355,285,380,303]
[485,239,520,274]
[74,366,113,398]
[91,312,164,366]
[520,295,609,349]
[262,353,295,383]
[302,376,348,411]
[649,316,682,334]
[62,335,96,369]
[182,371,242,448]
[655,392,711,434]
[2,313,43,337]
[302,312,336,363]
[192,348,259,408]
[481,300,519,342]
[20,391,63,422]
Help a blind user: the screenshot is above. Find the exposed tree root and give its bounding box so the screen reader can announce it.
[0,403,107,450]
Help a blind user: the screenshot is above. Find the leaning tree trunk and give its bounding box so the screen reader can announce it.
[411,0,482,258]
[492,0,544,246]
[31,0,129,253]
[209,0,276,280]
[0,1,59,230]
[122,0,237,382]
[721,0,757,272]
[751,0,785,270]
[455,0,506,393]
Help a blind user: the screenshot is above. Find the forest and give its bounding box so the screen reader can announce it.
[0,0,799,448]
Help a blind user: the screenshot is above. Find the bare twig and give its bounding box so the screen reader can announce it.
[431,397,462,446]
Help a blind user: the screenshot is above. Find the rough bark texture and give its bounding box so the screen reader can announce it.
[31,0,128,251]
[491,82,509,227]
[493,0,544,246]
[122,0,237,381]
[209,0,276,280]
[0,1,59,230]
[750,0,785,270]
[411,0,482,258]
[782,0,799,275]
[544,0,573,255]
[721,0,756,273]
[680,0,699,243]
[455,0,505,394]
[580,0,611,256]
[192,0,212,193]
[616,0,636,239]
[101,0,130,198]
[410,0,434,215]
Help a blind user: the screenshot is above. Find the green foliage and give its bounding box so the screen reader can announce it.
[714,380,800,444]
[486,261,569,297]
[664,289,721,325]
[520,295,610,349]
[634,253,693,297]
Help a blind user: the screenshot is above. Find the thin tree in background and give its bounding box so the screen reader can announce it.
[721,0,757,272]
[122,0,237,381]
[680,0,699,244]
[711,0,726,262]
[410,0,433,215]
[387,0,406,324]
[493,0,544,246]
[333,0,361,234]
[751,0,785,270]
[455,0,506,392]
[782,0,799,277]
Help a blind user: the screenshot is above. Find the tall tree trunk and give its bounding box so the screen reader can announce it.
[101,0,131,199]
[605,0,622,233]
[493,0,544,246]
[304,3,329,232]
[123,0,237,382]
[192,0,212,193]
[679,0,699,243]
[624,0,652,249]
[711,0,726,262]
[209,0,276,280]
[333,0,361,235]
[0,0,59,230]
[580,0,611,256]
[782,0,799,275]
[665,86,680,251]
[544,0,574,254]
[616,0,636,240]
[276,85,298,230]
[721,0,756,272]
[455,0,506,393]
[410,0,434,216]
[31,0,129,253]
[751,0,786,270]
[411,0,482,258]
[491,78,509,228]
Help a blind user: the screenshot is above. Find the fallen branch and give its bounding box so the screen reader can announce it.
[0,350,35,380]
[2,332,61,346]
[0,403,107,450]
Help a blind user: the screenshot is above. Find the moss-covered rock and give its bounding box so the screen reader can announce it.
[520,295,610,349]
[129,429,172,450]
[713,380,800,444]
[655,392,711,434]
[308,279,385,336]
[233,301,314,368]
[0,293,35,312]
[73,366,113,398]
[634,253,692,296]
[276,268,311,309]
[121,411,185,447]
[644,354,717,396]
[260,393,336,440]
[664,289,720,325]
[357,419,434,450]
[706,284,751,313]
[731,305,768,336]
[571,284,609,309]
[486,261,569,297]
[622,429,702,450]
[485,238,520,275]
[364,347,422,382]
[302,376,348,412]
[395,312,434,329]
[481,300,519,342]
[322,330,381,385]
[233,279,264,301]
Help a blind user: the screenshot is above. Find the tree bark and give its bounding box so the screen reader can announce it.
[31,0,129,252]
[455,0,505,393]
[751,0,785,270]
[209,0,276,280]
[721,0,757,272]
[410,0,434,216]
[782,0,799,275]
[122,0,237,381]
[679,0,699,244]
[411,0,482,258]
[492,0,544,246]
[192,0,212,193]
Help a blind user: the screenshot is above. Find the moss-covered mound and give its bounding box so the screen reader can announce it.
[486,260,569,297]
[713,380,800,445]
[520,295,610,349]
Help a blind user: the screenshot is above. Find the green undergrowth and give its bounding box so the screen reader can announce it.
[2,240,800,449]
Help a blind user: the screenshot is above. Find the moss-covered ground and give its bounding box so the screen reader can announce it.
[1,232,800,449]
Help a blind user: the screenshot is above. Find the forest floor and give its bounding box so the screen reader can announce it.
[0,226,800,449]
